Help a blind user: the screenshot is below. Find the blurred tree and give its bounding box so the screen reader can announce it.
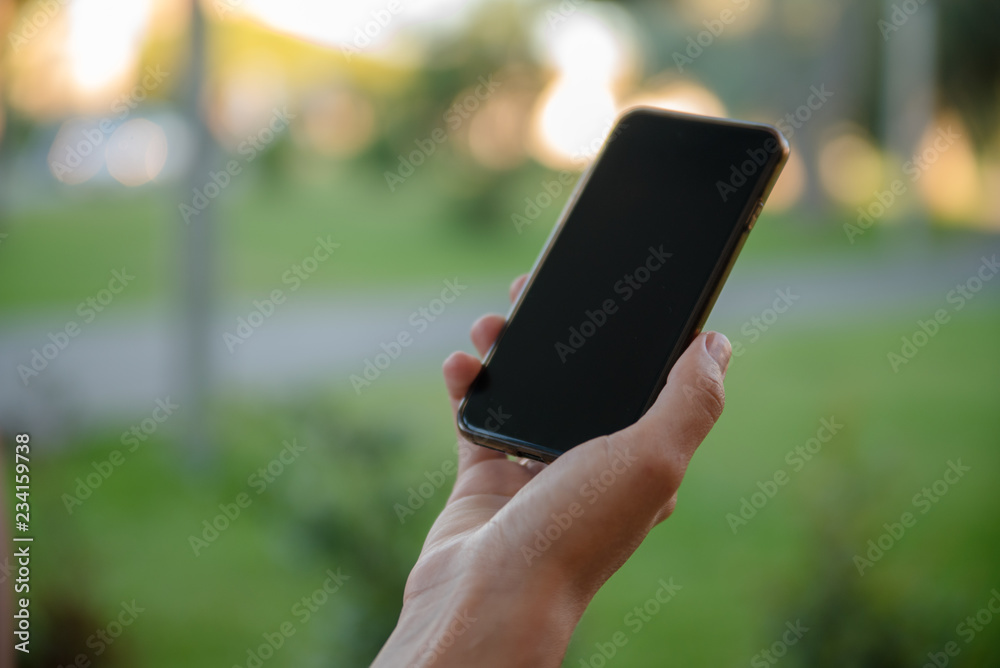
[938,0,1000,146]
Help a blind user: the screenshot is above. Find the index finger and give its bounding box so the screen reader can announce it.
[510,274,528,303]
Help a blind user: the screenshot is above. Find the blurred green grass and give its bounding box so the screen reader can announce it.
[2,161,980,311]
[26,297,1000,667]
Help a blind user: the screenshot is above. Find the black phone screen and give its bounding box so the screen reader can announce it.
[460,109,785,457]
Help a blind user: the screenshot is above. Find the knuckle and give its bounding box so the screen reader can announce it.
[687,370,726,423]
[608,430,681,492]
[596,433,623,470]
[654,495,678,525]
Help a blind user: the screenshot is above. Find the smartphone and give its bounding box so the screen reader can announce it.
[458,107,789,462]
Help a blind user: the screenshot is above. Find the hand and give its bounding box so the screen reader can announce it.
[373,275,732,668]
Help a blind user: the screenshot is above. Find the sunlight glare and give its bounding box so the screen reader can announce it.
[67,0,155,92]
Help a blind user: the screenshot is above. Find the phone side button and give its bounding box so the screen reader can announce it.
[747,201,764,230]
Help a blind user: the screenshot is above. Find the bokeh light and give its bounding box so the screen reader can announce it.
[766,148,805,212]
[528,4,637,169]
[206,59,288,151]
[529,77,618,169]
[47,118,107,184]
[105,117,169,186]
[7,0,183,117]
[292,87,376,159]
[916,113,983,223]
[818,128,884,209]
[544,9,631,83]
[984,161,1000,230]
[627,80,727,118]
[465,79,535,170]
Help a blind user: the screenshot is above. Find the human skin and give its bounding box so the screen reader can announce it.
[373,275,732,667]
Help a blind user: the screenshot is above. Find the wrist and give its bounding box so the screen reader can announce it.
[376,566,584,667]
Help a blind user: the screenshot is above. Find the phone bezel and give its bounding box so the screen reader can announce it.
[457,107,790,463]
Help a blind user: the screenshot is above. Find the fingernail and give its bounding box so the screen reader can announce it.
[705,332,732,375]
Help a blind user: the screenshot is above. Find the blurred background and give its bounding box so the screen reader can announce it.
[1,0,999,665]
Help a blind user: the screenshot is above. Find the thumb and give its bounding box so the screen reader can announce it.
[625,331,732,483]
[490,332,731,592]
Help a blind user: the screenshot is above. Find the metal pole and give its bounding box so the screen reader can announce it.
[880,0,937,235]
[177,0,217,467]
